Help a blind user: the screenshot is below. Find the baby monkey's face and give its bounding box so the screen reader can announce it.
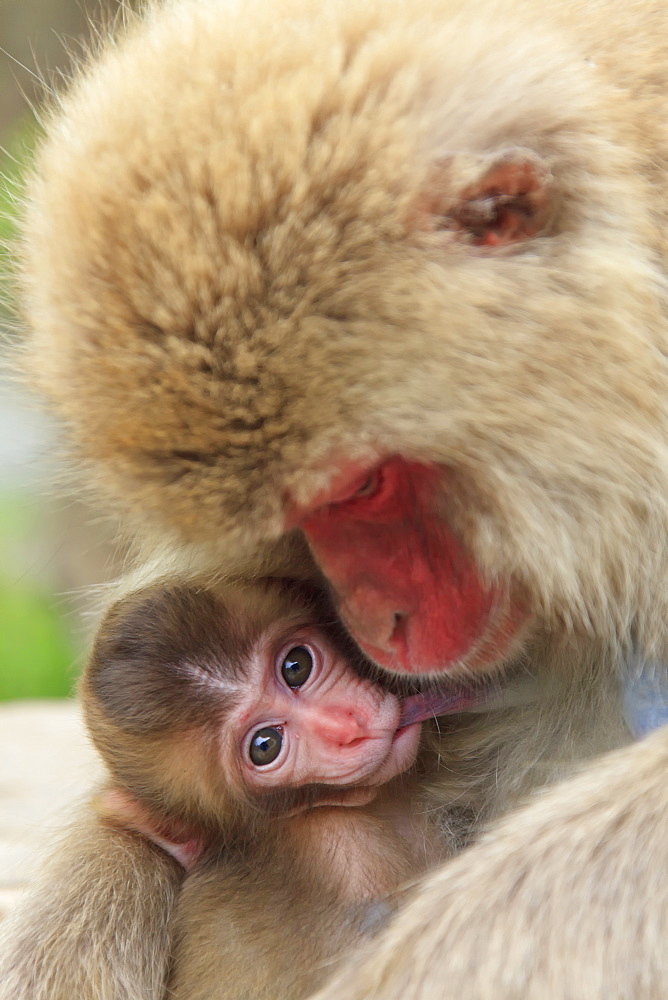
[225,624,423,804]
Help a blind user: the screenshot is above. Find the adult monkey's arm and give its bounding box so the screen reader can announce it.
[311,727,668,1000]
[0,802,183,1000]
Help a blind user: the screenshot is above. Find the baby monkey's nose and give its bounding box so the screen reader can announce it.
[314,707,369,747]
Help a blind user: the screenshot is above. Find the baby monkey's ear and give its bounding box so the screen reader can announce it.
[415,147,556,247]
[95,787,204,871]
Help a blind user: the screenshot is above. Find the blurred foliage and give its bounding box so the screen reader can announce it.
[0,582,76,699]
[0,117,36,245]
[1,117,38,322]
[0,122,72,702]
[0,53,78,700]
[0,494,78,700]
[0,2,123,700]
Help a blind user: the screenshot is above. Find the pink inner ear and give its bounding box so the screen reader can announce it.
[417,149,554,247]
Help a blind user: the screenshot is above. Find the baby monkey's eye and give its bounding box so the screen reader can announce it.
[249,727,283,766]
[281,646,313,688]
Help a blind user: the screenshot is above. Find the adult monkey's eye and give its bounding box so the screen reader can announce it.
[351,470,380,498]
[249,727,283,766]
[334,469,381,505]
[281,646,313,688]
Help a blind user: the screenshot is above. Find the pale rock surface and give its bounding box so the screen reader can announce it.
[0,700,102,920]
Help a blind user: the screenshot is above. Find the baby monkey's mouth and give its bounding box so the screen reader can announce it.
[398,673,539,727]
[398,688,484,727]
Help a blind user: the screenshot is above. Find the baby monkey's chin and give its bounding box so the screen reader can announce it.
[310,786,380,809]
[309,722,422,810]
[366,720,423,787]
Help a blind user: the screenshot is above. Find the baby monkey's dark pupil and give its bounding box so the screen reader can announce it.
[249,727,283,766]
[281,646,313,687]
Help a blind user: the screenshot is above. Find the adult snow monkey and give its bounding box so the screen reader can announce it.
[3,0,668,998]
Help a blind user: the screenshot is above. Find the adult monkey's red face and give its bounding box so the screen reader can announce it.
[294,456,527,676]
[282,149,550,677]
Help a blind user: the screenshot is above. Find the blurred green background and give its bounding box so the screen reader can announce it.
[0,1,121,700]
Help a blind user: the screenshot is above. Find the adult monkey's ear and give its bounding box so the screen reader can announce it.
[418,147,556,247]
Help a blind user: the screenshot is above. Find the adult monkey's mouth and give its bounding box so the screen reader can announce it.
[352,592,528,678]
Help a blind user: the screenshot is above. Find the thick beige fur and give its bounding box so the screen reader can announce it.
[313,726,668,1000]
[2,0,667,996]
[0,805,182,999]
[167,781,445,1000]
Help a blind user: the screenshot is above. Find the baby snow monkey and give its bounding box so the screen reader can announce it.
[81,578,452,1000]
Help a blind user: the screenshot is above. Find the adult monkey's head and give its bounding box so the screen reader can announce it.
[19,0,668,676]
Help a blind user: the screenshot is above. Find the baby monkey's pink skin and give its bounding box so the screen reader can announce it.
[228,627,422,797]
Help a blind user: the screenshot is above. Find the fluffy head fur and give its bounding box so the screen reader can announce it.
[17,0,668,653]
